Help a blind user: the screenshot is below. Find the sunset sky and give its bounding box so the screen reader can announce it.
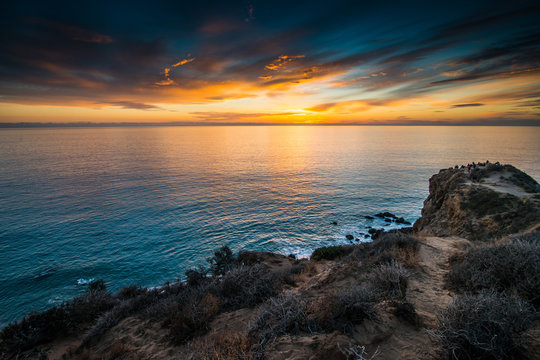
[1,0,539,124]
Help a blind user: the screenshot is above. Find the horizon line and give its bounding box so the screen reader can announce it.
[1,120,540,128]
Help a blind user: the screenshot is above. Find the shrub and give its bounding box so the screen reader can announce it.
[116,285,146,300]
[211,264,281,310]
[369,261,409,300]
[87,279,107,293]
[100,342,141,360]
[392,301,420,327]
[207,245,237,276]
[310,286,377,334]
[344,232,419,267]
[81,288,166,348]
[168,293,221,345]
[311,245,353,261]
[181,332,256,360]
[249,292,312,351]
[237,250,262,266]
[431,291,535,360]
[0,285,116,353]
[185,265,208,287]
[509,231,539,244]
[447,241,540,306]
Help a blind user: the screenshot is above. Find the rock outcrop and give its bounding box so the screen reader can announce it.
[413,163,540,241]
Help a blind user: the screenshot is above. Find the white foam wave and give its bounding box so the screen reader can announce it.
[77,278,95,286]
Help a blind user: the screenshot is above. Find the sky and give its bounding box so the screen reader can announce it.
[0,0,539,125]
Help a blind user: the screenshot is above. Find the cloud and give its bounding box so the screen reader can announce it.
[451,103,485,108]
[264,55,305,71]
[102,101,162,110]
[189,111,297,122]
[172,58,196,67]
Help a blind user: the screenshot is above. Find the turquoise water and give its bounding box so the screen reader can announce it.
[1,126,539,326]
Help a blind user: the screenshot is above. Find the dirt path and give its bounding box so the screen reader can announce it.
[359,235,470,360]
[408,236,470,328]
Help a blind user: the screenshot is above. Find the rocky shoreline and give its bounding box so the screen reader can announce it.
[1,163,539,360]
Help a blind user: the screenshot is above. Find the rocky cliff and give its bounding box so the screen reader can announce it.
[413,163,540,241]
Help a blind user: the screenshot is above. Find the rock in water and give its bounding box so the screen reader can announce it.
[413,163,540,241]
[375,212,397,219]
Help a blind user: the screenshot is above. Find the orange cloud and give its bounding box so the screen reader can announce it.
[265,55,305,71]
[172,57,196,67]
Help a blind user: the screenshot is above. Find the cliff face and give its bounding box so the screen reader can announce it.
[413,164,540,241]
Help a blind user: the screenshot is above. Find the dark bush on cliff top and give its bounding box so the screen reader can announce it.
[344,231,419,267]
[447,239,540,307]
[0,281,116,353]
[210,263,282,310]
[207,245,237,276]
[432,291,535,360]
[311,245,353,261]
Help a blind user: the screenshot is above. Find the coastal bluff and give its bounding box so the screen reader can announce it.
[1,163,539,360]
[413,163,540,241]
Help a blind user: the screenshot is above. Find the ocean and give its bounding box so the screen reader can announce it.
[1,125,539,326]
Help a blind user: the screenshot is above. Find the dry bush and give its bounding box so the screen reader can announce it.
[344,232,419,267]
[310,286,377,334]
[237,250,262,266]
[185,265,208,287]
[102,342,141,360]
[116,285,146,301]
[167,293,222,345]
[392,301,420,327]
[211,264,282,310]
[508,231,539,244]
[249,292,313,353]
[339,343,379,360]
[181,332,256,360]
[0,283,116,354]
[447,240,540,306]
[369,261,410,300]
[207,245,237,276]
[282,261,316,285]
[311,245,354,261]
[431,291,535,360]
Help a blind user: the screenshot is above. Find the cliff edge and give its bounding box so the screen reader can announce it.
[413,163,540,241]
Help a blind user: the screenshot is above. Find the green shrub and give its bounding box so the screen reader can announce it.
[432,291,535,360]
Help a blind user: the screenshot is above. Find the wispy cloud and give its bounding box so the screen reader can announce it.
[451,103,485,108]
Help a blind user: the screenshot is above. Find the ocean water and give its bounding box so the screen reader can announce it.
[1,125,539,326]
